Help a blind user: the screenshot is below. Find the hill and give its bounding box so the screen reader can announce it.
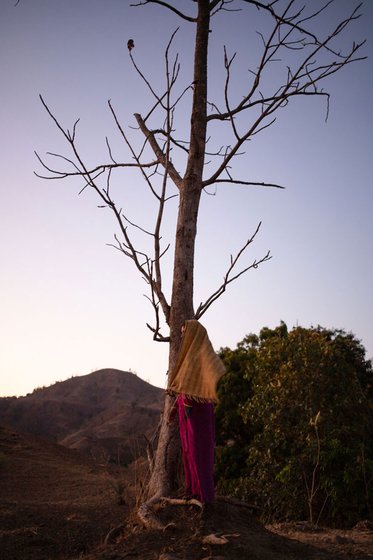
[0,369,164,463]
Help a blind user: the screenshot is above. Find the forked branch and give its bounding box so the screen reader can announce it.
[203,1,366,187]
[131,0,196,23]
[195,222,271,319]
[36,96,171,337]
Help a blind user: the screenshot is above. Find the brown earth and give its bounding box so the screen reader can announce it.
[1,425,372,560]
[0,369,163,464]
[0,426,132,560]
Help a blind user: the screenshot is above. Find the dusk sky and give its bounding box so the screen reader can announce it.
[1,0,372,397]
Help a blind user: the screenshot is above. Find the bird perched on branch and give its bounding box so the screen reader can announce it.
[127,39,134,52]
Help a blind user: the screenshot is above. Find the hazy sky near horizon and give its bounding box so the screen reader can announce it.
[1,0,372,397]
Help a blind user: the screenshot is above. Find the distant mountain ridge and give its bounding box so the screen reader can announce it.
[0,369,164,463]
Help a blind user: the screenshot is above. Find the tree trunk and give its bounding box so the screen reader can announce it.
[146,0,210,500]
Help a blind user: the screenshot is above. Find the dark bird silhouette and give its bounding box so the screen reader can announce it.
[127,39,134,52]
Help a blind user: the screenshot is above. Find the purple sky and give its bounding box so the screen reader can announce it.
[1,0,372,396]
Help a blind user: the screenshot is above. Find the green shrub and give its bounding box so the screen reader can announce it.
[216,323,373,526]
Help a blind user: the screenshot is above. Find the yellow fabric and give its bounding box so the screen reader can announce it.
[168,320,225,402]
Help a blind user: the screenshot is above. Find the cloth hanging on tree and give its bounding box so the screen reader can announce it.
[169,320,225,503]
[168,320,225,402]
[177,394,216,503]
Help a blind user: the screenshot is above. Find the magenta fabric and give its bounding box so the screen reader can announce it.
[177,394,216,503]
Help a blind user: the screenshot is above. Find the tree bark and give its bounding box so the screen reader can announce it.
[146,0,210,500]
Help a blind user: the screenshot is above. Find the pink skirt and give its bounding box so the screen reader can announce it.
[177,394,215,503]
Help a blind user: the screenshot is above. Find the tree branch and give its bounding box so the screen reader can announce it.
[205,179,285,189]
[37,96,172,334]
[131,0,196,22]
[107,100,163,202]
[34,156,159,181]
[135,113,183,189]
[243,0,356,57]
[203,2,365,187]
[195,222,271,319]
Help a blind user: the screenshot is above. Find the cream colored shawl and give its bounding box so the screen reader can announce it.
[168,320,225,402]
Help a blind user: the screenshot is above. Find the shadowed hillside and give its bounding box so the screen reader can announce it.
[0,369,164,463]
[0,425,130,559]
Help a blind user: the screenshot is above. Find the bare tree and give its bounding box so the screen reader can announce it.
[36,0,365,514]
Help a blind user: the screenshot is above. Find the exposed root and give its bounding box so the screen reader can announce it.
[137,496,203,530]
[137,501,167,530]
[104,523,126,545]
[158,497,203,509]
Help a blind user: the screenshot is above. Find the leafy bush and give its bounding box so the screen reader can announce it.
[216,323,373,526]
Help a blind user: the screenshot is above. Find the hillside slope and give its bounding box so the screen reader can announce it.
[0,425,129,560]
[0,369,164,462]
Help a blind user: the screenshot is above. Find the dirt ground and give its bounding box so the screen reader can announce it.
[1,426,372,560]
[0,427,130,559]
[83,502,373,560]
